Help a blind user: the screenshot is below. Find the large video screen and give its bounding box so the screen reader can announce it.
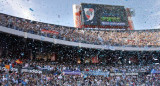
[81,3,128,28]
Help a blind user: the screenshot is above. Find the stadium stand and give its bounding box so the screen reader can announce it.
[0,13,160,86]
[0,13,160,47]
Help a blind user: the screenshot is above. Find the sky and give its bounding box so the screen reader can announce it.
[0,0,160,30]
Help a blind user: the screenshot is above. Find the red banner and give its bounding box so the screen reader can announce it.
[41,29,59,34]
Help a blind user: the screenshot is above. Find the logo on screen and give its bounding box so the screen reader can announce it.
[84,8,94,21]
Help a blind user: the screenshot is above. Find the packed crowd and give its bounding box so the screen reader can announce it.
[1,72,160,86]
[0,13,160,47]
[0,57,160,86]
[0,57,153,73]
[1,13,160,86]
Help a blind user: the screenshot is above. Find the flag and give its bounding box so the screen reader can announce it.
[92,56,99,63]
[16,59,23,64]
[51,53,56,61]
[5,65,10,69]
[12,63,14,68]
[85,68,90,71]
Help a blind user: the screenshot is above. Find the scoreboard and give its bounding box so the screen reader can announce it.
[73,3,134,30]
[81,3,128,29]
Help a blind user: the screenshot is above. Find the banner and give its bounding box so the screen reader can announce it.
[0,67,18,72]
[63,70,81,75]
[21,69,42,74]
[41,29,59,34]
[83,71,109,76]
[151,69,160,74]
[110,73,138,76]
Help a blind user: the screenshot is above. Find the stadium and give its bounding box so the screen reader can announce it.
[0,2,160,86]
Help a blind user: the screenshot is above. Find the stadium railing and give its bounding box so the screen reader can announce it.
[0,13,160,49]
